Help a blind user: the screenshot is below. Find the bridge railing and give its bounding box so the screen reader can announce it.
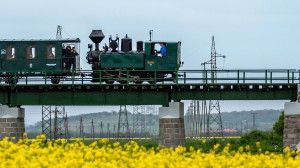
[0,69,299,86]
[178,69,300,85]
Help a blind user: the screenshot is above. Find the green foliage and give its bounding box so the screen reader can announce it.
[273,111,284,136]
[239,130,283,152]
[240,130,269,144]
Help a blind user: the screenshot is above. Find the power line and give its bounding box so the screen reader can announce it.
[251,112,258,130]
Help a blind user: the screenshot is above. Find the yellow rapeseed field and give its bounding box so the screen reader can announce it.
[0,134,298,168]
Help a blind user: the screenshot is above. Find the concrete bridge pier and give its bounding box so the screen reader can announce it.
[159,102,185,148]
[284,84,300,151]
[0,105,25,141]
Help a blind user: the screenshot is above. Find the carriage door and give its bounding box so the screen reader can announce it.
[62,42,80,71]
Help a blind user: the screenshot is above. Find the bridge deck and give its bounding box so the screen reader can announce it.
[0,69,298,106]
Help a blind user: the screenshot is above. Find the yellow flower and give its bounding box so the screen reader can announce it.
[245,145,250,152]
[0,134,299,167]
[213,143,220,151]
[256,142,260,148]
[284,147,290,153]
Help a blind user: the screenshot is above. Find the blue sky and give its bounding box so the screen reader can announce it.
[1,0,298,124]
[2,0,299,69]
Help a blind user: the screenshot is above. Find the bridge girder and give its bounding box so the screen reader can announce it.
[0,84,296,106]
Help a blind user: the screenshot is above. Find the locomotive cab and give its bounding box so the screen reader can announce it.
[145,41,181,71]
[150,42,167,57]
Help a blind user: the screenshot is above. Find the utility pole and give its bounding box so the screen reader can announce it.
[149,107,153,137]
[193,101,196,137]
[100,121,103,138]
[236,121,238,136]
[91,119,94,139]
[251,112,258,130]
[54,108,58,139]
[107,123,110,138]
[246,120,248,133]
[199,100,207,138]
[113,124,116,138]
[64,113,69,140]
[241,120,243,135]
[196,101,200,137]
[79,117,84,139]
[140,106,146,137]
[56,25,62,39]
[186,103,193,137]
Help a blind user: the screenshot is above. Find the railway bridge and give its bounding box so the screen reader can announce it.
[0,69,299,148]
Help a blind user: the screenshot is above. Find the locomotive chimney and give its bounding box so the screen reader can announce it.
[89,30,105,50]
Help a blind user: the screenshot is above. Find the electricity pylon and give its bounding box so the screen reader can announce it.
[202,36,225,137]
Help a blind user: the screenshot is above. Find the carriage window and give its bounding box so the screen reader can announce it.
[26,46,36,59]
[47,46,56,59]
[6,46,16,59]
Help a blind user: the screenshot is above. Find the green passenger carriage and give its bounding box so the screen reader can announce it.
[0,39,80,84]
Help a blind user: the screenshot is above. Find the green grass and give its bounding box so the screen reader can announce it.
[70,135,281,153]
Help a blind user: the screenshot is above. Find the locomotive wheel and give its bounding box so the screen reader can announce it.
[134,80,143,84]
[148,81,156,84]
[118,80,127,84]
[51,78,60,84]
[105,80,114,84]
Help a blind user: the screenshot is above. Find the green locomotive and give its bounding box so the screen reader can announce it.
[0,29,182,84]
[86,30,182,84]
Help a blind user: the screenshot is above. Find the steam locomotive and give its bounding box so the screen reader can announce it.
[86,30,182,84]
[0,30,181,84]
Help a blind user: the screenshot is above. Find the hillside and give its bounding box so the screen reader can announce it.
[26,109,282,138]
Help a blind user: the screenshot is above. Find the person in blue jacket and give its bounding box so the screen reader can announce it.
[159,43,167,56]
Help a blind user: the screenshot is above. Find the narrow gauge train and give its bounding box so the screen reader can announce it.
[0,30,181,84]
